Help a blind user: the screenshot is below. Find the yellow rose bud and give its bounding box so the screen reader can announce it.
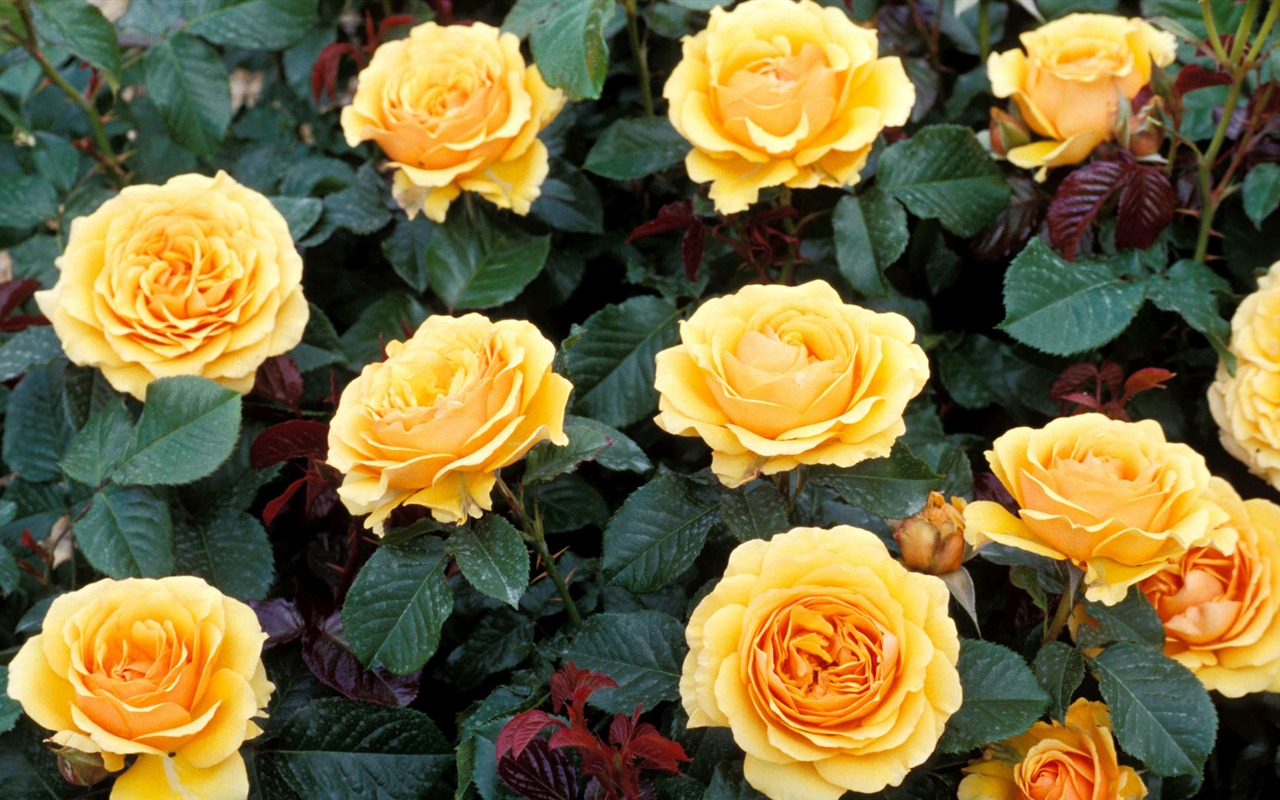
[33,172,309,400]
[895,492,968,574]
[6,576,274,800]
[327,313,572,531]
[653,280,929,488]
[341,21,565,223]
[662,0,914,214]
[987,13,1176,177]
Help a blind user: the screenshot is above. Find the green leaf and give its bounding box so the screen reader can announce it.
[58,400,132,486]
[270,196,324,243]
[937,332,1058,414]
[338,293,429,369]
[425,211,549,312]
[809,442,942,518]
[999,239,1146,356]
[342,536,453,675]
[718,480,789,542]
[30,0,120,88]
[33,132,81,192]
[877,125,1010,237]
[114,376,242,487]
[74,484,174,578]
[1081,587,1166,650]
[1145,259,1233,364]
[1033,641,1085,723]
[531,169,604,233]
[603,471,720,593]
[324,164,391,235]
[257,698,452,800]
[562,296,680,428]
[0,326,62,383]
[1243,163,1280,229]
[938,639,1050,753]
[381,216,434,293]
[143,33,232,159]
[185,0,318,50]
[523,414,650,484]
[0,546,19,597]
[528,0,612,101]
[446,516,529,608]
[533,473,610,533]
[561,610,685,714]
[1093,643,1217,777]
[0,667,19,735]
[3,362,73,482]
[833,189,908,298]
[0,173,58,229]
[174,508,274,600]
[584,117,690,179]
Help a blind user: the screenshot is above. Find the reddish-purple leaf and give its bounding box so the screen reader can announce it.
[1047,161,1128,260]
[682,221,706,281]
[1059,392,1106,413]
[497,710,561,761]
[547,727,599,755]
[550,662,617,715]
[301,611,421,706]
[1124,367,1176,397]
[1050,363,1101,404]
[252,355,303,410]
[497,737,581,800]
[627,200,694,243]
[966,175,1047,265]
[251,419,330,469]
[1173,64,1233,98]
[1115,165,1175,250]
[625,727,690,774]
[1098,361,1125,399]
[249,597,305,647]
[262,476,306,526]
[0,279,41,320]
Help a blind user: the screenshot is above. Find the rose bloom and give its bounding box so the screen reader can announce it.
[6,576,273,800]
[958,699,1146,800]
[327,313,571,531]
[33,171,308,401]
[987,13,1175,176]
[1209,261,1280,490]
[963,414,1235,606]
[653,280,928,488]
[662,0,914,214]
[682,526,961,800]
[341,21,564,223]
[1139,477,1280,696]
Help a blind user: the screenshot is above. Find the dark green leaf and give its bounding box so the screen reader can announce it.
[3,362,73,482]
[523,414,650,484]
[0,173,58,229]
[1082,587,1166,650]
[877,125,1010,237]
[381,216,434,294]
[425,210,550,311]
[32,132,81,192]
[809,442,942,518]
[528,0,613,101]
[1145,259,1233,364]
[718,479,789,542]
[30,0,120,87]
[937,333,1058,414]
[583,117,690,180]
[603,471,719,593]
[337,293,429,369]
[1243,163,1280,229]
[270,196,324,243]
[0,667,18,735]
[0,326,63,383]
[115,376,241,486]
[143,33,232,159]
[534,473,610,533]
[174,508,274,600]
[324,164,391,235]
[0,546,19,598]
[186,0,318,50]
[446,516,529,608]
[342,536,453,675]
[58,400,132,486]
[561,610,684,714]
[833,189,908,298]
[1033,641,1086,722]
[938,639,1050,753]
[531,169,603,233]
[74,484,174,578]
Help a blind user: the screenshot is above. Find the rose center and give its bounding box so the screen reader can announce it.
[763,598,897,704]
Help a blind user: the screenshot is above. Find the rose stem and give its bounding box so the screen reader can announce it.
[977,0,991,63]
[623,0,655,117]
[778,186,797,285]
[496,475,583,628]
[1042,576,1077,645]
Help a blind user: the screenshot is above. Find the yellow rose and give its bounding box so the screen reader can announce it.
[987,13,1176,176]
[1139,478,1280,696]
[963,414,1235,606]
[681,526,961,800]
[33,171,309,401]
[1209,261,1280,489]
[653,280,928,488]
[958,699,1146,800]
[340,21,564,223]
[662,0,914,214]
[6,576,273,800]
[327,313,572,531]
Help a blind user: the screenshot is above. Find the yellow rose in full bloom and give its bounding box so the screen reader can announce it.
[327,313,572,531]
[340,21,564,223]
[1139,478,1280,696]
[6,576,273,800]
[963,414,1235,605]
[987,13,1176,176]
[662,0,914,214]
[958,699,1146,800]
[653,280,928,488]
[681,526,961,800]
[34,172,309,401]
[1209,261,1280,489]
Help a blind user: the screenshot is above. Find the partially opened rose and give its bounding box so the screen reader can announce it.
[1139,478,1280,696]
[988,13,1175,176]
[963,414,1234,605]
[681,525,962,800]
[34,171,308,400]
[341,21,564,222]
[958,699,1146,800]
[663,0,914,213]
[653,280,928,488]
[327,313,572,531]
[6,576,273,800]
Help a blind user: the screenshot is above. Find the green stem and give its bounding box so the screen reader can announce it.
[495,476,582,628]
[1228,0,1259,68]
[777,186,796,284]
[623,0,654,117]
[977,0,991,63]
[1043,584,1076,645]
[1245,0,1280,65]
[1193,77,1244,261]
[1201,0,1231,66]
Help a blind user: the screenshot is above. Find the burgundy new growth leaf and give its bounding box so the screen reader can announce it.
[1050,361,1174,420]
[0,278,49,332]
[1114,165,1176,251]
[1047,161,1126,260]
[1048,157,1175,260]
[627,200,707,280]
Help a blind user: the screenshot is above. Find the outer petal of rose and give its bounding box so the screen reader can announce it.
[963,500,1066,560]
[688,150,799,215]
[1006,130,1106,174]
[742,756,845,800]
[460,138,551,216]
[958,772,1017,800]
[178,671,259,768]
[111,753,247,800]
[6,635,76,732]
[987,49,1026,99]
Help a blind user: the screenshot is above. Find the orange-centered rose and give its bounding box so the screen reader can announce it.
[963,414,1235,606]
[958,699,1147,800]
[34,172,309,400]
[681,525,962,800]
[1139,478,1280,697]
[653,280,928,488]
[663,0,914,214]
[340,21,564,223]
[1209,260,1280,490]
[987,13,1175,176]
[327,313,572,531]
[6,576,273,800]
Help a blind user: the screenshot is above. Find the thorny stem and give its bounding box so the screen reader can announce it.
[496,476,582,628]
[623,0,655,117]
[1043,582,1076,645]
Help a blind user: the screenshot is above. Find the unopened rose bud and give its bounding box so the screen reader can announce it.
[894,492,968,574]
[989,107,1030,158]
[53,745,111,787]
[1125,96,1167,158]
